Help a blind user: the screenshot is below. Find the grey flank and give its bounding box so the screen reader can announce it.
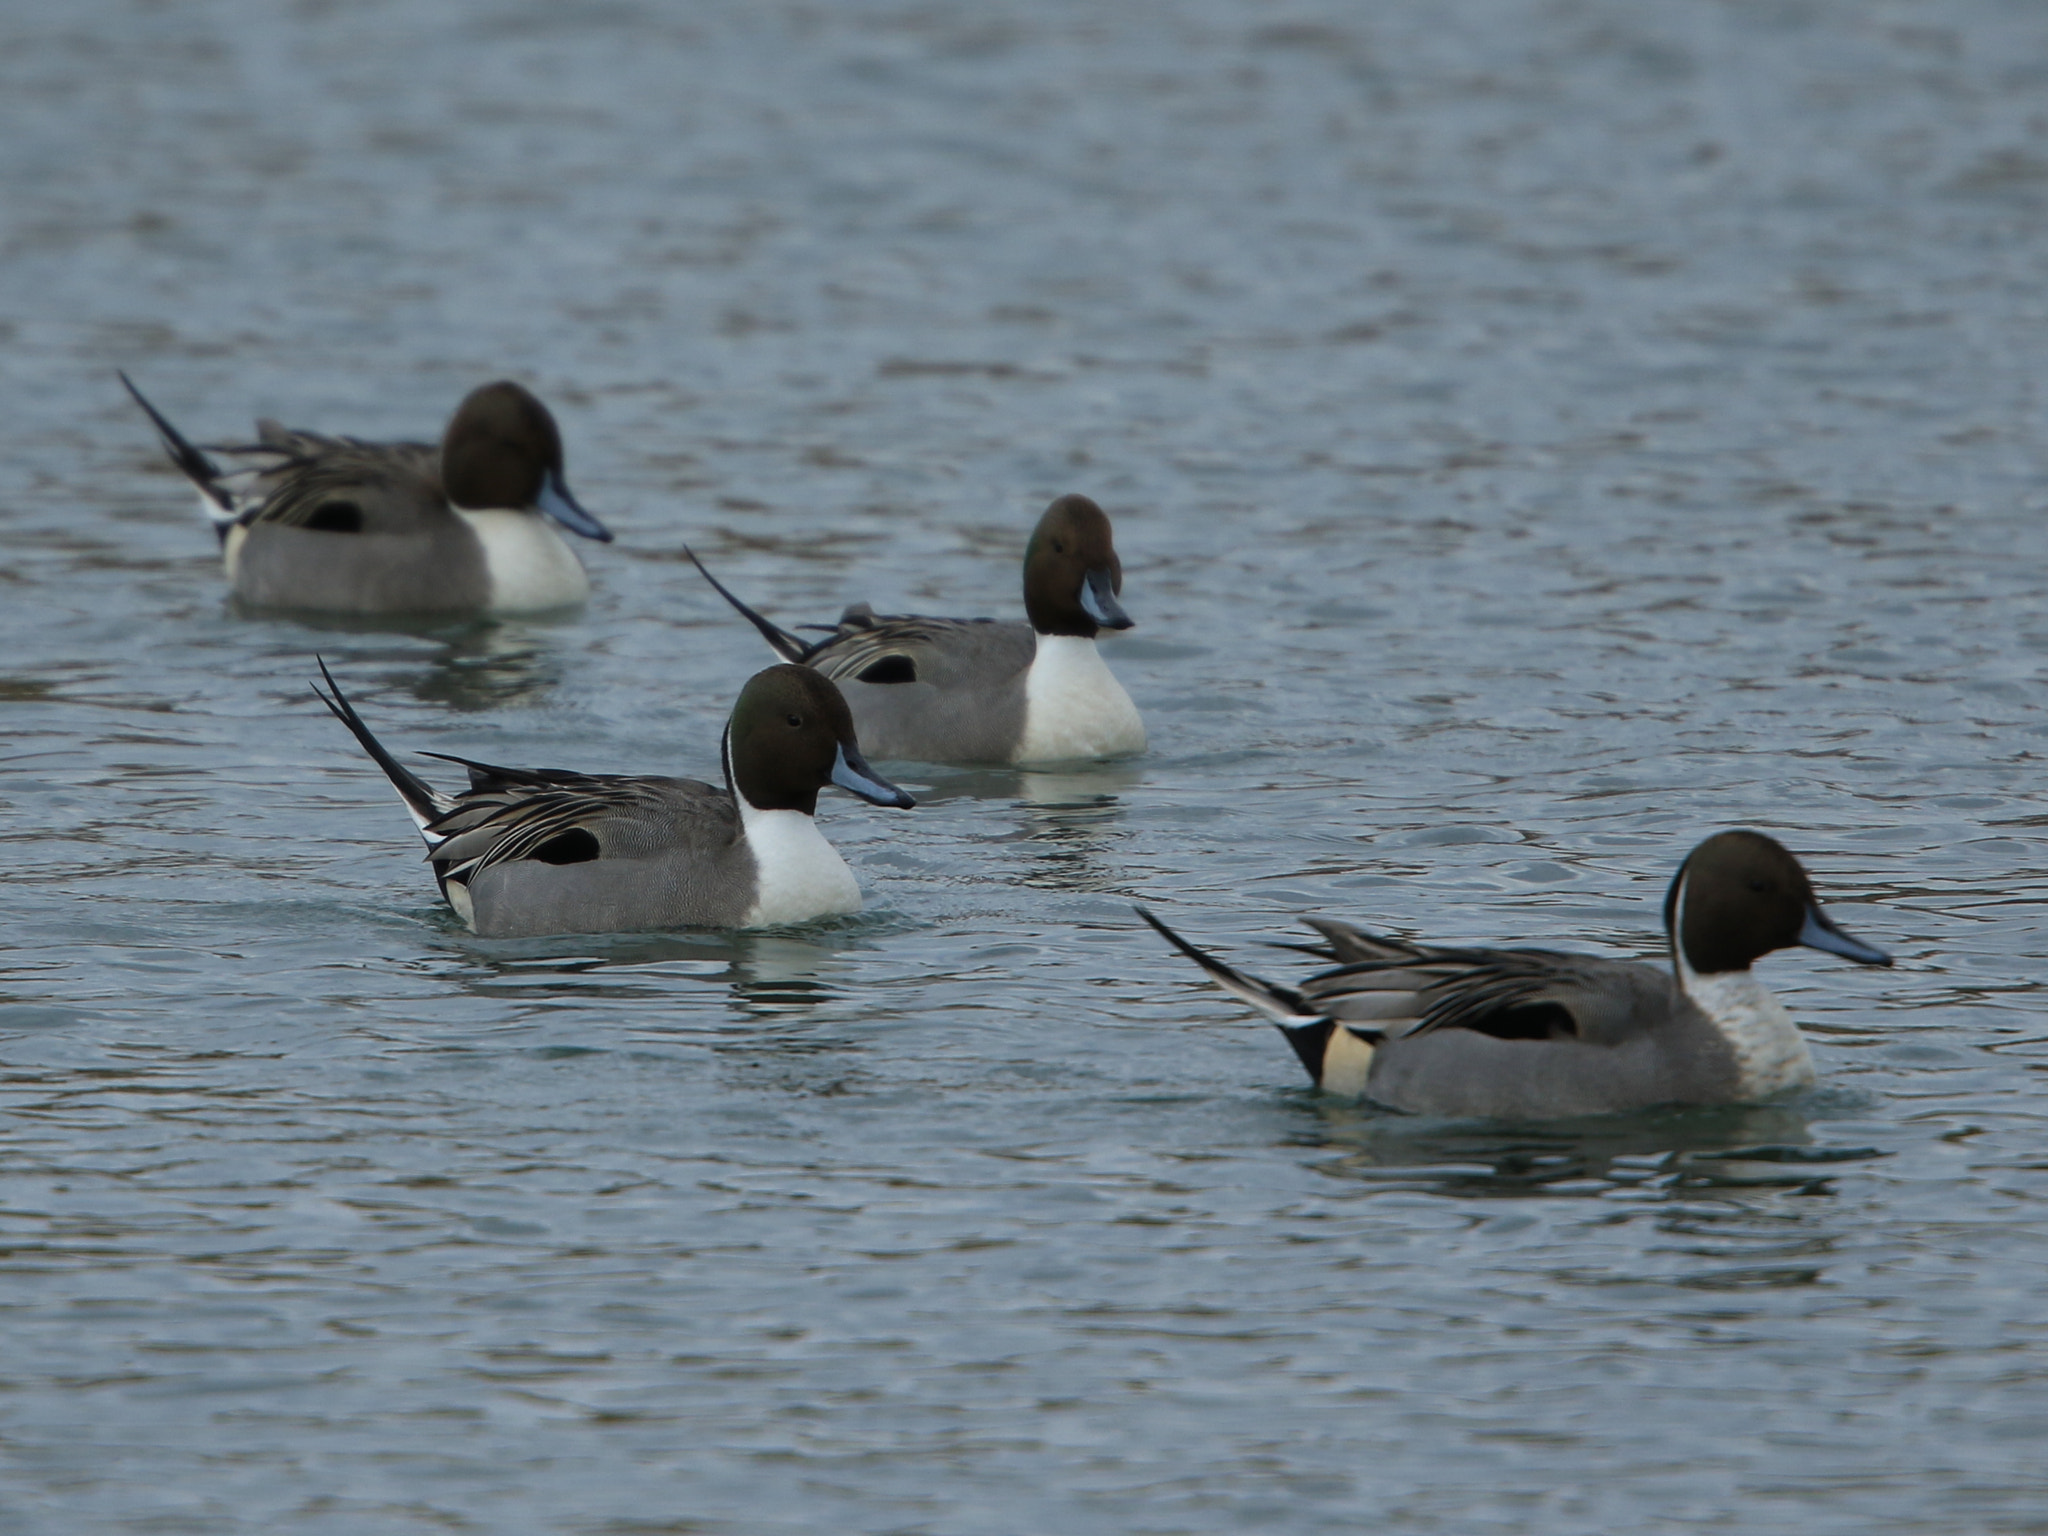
[805,606,1038,762]
[234,429,496,611]
[121,375,606,615]
[312,660,912,939]
[1139,830,1893,1120]
[431,766,763,938]
[1299,933,1742,1119]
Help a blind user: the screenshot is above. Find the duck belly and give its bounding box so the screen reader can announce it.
[228,524,494,613]
[1362,1029,1746,1119]
[456,852,755,937]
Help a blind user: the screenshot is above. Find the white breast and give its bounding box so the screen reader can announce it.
[453,509,591,612]
[1015,634,1146,764]
[1680,965,1816,1099]
[738,805,862,927]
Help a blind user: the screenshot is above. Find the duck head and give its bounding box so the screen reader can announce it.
[725,664,916,815]
[1022,494,1132,638]
[441,380,612,542]
[1663,829,1892,976]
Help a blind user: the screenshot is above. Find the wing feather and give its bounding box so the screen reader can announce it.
[425,775,731,882]
[1296,944,1618,1042]
[227,433,443,531]
[803,610,1007,686]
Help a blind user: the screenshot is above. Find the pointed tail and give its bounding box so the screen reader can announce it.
[119,371,237,527]
[684,546,813,663]
[311,658,451,840]
[1135,905,1331,1027]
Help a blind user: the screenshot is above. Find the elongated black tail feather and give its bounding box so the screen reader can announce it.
[311,658,449,835]
[419,750,595,793]
[684,546,813,663]
[1134,905,1327,1025]
[1298,917,1428,966]
[119,371,236,519]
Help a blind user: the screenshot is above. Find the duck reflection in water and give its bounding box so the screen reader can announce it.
[1011,763,1141,893]
[1288,1098,1879,1200]
[403,622,568,712]
[911,759,1145,894]
[266,614,567,712]
[441,926,864,1020]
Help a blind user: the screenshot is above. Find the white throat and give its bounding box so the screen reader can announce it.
[1673,877,1814,1099]
[1016,633,1145,764]
[452,508,591,612]
[727,737,862,927]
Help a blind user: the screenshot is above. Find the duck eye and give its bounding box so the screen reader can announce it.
[1052,539,1066,553]
[786,713,804,728]
[1748,879,1771,894]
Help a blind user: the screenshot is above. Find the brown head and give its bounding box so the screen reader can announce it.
[1022,494,1132,638]
[724,664,916,815]
[1662,829,1892,975]
[441,381,611,541]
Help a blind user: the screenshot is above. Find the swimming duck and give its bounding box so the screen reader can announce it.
[122,373,612,614]
[313,660,914,936]
[1138,830,1895,1118]
[688,494,1145,764]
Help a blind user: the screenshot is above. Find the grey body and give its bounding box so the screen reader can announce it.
[1139,831,1894,1121]
[313,661,913,941]
[439,774,760,938]
[226,429,494,613]
[687,493,1140,765]
[123,376,608,616]
[234,523,488,611]
[809,608,1038,762]
[1310,947,1743,1118]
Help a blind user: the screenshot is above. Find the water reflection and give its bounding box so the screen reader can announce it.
[914,759,1146,892]
[436,923,865,1019]
[403,626,567,712]
[248,612,572,711]
[1009,763,1141,892]
[1288,1099,1884,1200]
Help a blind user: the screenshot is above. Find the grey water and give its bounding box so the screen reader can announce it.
[5,0,2048,1530]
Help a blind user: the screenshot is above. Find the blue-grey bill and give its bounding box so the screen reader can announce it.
[1081,567,1132,629]
[831,744,916,808]
[1798,905,1892,966]
[537,470,613,542]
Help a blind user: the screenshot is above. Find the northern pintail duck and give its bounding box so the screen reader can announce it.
[313,660,915,937]
[121,374,612,614]
[688,494,1145,765]
[1139,831,1895,1118]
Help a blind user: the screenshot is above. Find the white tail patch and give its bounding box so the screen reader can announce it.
[1204,967,1320,1029]
[203,488,243,535]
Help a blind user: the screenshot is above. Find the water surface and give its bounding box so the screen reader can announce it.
[4,1,2048,1531]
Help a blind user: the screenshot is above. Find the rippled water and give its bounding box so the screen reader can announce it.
[6,1,2048,1530]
